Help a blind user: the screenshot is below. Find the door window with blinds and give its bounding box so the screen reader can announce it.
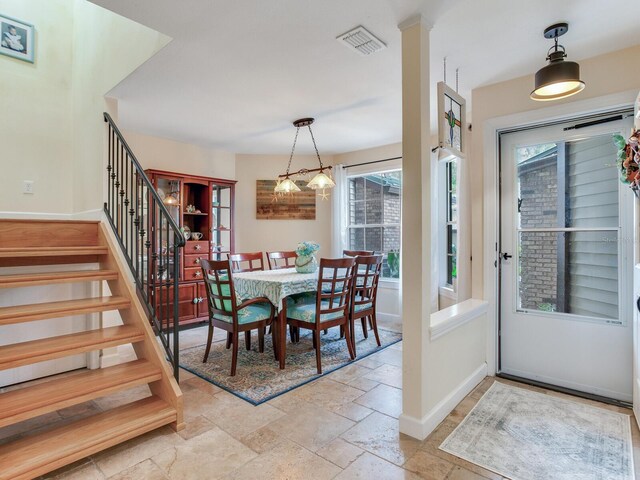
[516,134,620,322]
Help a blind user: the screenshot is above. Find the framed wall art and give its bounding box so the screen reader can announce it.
[256,180,316,220]
[0,14,34,63]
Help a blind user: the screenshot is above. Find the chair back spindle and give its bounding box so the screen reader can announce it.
[267,251,297,270]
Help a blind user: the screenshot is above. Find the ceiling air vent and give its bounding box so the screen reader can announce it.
[337,26,386,56]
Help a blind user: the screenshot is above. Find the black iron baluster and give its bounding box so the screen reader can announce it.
[102,112,184,380]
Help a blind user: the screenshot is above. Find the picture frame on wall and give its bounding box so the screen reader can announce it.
[0,14,34,63]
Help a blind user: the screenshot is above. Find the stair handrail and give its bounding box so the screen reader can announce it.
[103,112,185,379]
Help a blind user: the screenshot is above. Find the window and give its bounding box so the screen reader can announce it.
[347,170,401,279]
[445,160,457,287]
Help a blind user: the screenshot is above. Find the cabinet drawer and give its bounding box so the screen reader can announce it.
[185,254,207,268]
[154,283,196,303]
[184,267,204,281]
[184,241,208,254]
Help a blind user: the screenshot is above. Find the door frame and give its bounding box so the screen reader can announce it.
[482,90,639,380]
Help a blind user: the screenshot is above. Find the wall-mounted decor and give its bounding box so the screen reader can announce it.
[257,180,316,220]
[0,14,34,63]
[437,80,466,159]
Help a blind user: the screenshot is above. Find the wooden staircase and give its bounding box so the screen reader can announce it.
[0,219,183,480]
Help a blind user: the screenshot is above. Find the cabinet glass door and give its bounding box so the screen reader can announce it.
[211,183,232,260]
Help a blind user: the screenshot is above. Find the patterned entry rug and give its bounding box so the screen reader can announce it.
[440,382,634,480]
[179,327,401,405]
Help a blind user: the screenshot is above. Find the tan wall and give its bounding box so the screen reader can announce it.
[0,0,169,216]
[471,44,640,298]
[234,154,334,260]
[123,130,236,180]
[0,0,75,214]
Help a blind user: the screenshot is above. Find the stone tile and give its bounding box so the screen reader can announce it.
[355,355,385,369]
[370,347,403,367]
[202,391,285,439]
[57,400,102,419]
[93,426,183,478]
[178,369,195,382]
[152,427,256,479]
[267,405,355,452]
[403,450,454,479]
[177,415,216,441]
[334,452,421,480]
[364,363,402,388]
[45,462,105,480]
[347,376,380,392]
[448,396,478,424]
[355,383,402,418]
[227,439,341,480]
[180,385,222,421]
[107,459,167,480]
[291,379,365,410]
[316,437,364,468]
[328,364,373,385]
[240,426,285,454]
[330,402,374,422]
[446,466,495,480]
[266,391,310,413]
[181,376,222,396]
[419,420,458,452]
[341,412,421,466]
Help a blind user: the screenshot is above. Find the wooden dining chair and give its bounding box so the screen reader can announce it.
[349,255,383,355]
[343,249,374,257]
[267,251,297,270]
[229,252,265,273]
[200,259,276,376]
[286,257,356,374]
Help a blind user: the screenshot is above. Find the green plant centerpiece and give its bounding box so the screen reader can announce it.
[613,129,640,196]
[295,241,320,273]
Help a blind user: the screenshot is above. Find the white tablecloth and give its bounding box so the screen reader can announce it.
[234,268,317,308]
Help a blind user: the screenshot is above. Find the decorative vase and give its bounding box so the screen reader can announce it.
[295,254,318,273]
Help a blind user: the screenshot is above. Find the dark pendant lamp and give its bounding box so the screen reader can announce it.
[530,23,585,101]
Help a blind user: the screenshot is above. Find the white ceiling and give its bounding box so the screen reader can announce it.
[92,0,640,155]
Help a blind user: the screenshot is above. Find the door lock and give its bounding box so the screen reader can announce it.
[501,252,513,261]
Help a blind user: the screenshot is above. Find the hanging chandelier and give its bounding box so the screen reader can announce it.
[530,23,585,101]
[274,118,335,197]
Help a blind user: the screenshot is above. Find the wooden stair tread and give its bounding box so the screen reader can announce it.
[0,296,130,325]
[0,360,162,429]
[0,325,145,371]
[0,246,108,258]
[0,269,118,288]
[0,396,176,480]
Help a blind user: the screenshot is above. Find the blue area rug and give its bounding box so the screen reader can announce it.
[180,327,401,405]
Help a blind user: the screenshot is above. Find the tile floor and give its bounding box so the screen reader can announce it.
[4,325,639,480]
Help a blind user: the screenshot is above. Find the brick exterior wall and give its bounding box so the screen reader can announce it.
[518,159,558,311]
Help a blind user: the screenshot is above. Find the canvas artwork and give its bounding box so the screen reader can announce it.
[256,180,316,220]
[0,14,34,63]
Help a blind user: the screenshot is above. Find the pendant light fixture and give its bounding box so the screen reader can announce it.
[530,23,585,101]
[274,118,334,197]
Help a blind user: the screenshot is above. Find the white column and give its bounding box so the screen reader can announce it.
[398,14,432,438]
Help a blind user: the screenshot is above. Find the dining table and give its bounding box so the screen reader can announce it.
[233,267,318,369]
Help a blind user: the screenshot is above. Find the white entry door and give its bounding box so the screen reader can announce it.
[500,114,634,402]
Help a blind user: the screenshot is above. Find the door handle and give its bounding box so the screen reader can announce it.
[501,252,513,261]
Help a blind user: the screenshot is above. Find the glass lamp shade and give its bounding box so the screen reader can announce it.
[163,194,179,205]
[274,177,301,193]
[530,57,585,101]
[307,171,335,190]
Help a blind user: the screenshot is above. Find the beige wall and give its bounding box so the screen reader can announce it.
[471,44,640,299]
[0,0,169,216]
[234,154,334,259]
[123,130,236,180]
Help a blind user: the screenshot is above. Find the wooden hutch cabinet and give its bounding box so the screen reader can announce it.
[146,169,236,326]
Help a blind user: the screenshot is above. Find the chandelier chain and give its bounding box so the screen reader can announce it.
[308,125,324,169]
[285,126,300,176]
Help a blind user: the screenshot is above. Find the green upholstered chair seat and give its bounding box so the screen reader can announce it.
[286,296,345,323]
[354,301,373,312]
[215,302,273,324]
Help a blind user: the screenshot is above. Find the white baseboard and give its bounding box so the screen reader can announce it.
[377,312,401,323]
[399,362,488,440]
[0,208,102,220]
[100,349,122,368]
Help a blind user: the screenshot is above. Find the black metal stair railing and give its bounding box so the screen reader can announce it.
[103,112,185,380]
